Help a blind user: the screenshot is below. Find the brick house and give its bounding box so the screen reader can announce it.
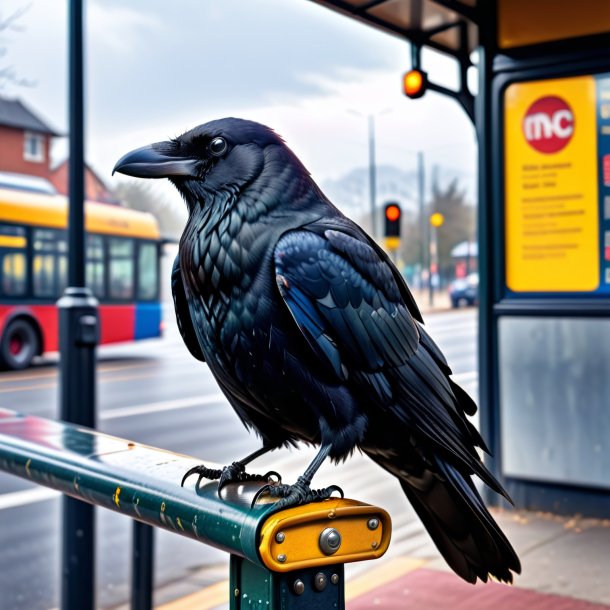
[49,160,120,205]
[0,96,58,181]
[0,95,118,204]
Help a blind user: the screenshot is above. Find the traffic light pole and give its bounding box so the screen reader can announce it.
[417,151,426,290]
[368,115,378,239]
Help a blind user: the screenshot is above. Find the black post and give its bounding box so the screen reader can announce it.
[476,2,500,504]
[59,1,99,609]
[132,522,154,610]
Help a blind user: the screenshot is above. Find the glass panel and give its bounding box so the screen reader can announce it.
[109,238,134,299]
[0,225,26,237]
[499,317,610,488]
[1,252,26,296]
[137,243,158,301]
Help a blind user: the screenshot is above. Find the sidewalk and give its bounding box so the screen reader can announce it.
[409,287,453,314]
[349,508,610,609]
[150,507,610,610]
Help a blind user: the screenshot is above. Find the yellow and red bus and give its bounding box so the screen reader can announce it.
[0,186,162,369]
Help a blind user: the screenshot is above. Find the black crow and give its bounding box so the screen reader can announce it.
[114,118,520,584]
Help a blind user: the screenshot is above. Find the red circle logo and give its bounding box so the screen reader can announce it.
[522,96,574,154]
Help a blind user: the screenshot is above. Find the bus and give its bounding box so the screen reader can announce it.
[0,186,163,370]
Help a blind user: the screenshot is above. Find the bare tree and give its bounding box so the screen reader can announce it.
[0,4,35,90]
[114,180,187,240]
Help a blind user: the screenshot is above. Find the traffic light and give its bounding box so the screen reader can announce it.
[384,202,401,238]
[403,68,428,99]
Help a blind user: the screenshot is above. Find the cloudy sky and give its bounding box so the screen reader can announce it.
[2,0,477,210]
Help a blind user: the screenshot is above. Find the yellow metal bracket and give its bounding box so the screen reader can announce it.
[258,497,391,572]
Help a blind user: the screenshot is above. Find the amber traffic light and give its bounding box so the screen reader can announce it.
[384,203,402,238]
[403,69,428,99]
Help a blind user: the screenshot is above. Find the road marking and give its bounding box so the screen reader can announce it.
[157,579,228,610]
[100,393,227,420]
[0,487,59,510]
[0,361,152,385]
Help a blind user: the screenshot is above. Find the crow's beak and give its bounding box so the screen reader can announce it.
[113,143,198,179]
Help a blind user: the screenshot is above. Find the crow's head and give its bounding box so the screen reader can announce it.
[113,118,289,208]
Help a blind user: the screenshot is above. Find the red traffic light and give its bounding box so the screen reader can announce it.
[385,204,401,222]
[403,69,428,99]
[384,202,401,238]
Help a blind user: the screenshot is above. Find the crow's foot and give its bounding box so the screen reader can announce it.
[251,475,344,510]
[181,462,281,494]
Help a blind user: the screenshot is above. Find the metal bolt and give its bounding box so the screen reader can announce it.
[371,541,378,549]
[234,588,240,597]
[277,553,287,563]
[275,531,285,543]
[367,518,379,530]
[319,527,342,555]
[331,573,339,585]
[293,579,305,595]
[314,572,327,591]
[328,510,336,519]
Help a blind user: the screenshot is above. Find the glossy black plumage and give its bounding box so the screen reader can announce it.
[114,118,520,584]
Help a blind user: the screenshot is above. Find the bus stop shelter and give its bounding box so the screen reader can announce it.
[311,0,610,517]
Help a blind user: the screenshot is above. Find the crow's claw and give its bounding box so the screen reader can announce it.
[182,462,282,493]
[181,464,222,488]
[251,475,344,509]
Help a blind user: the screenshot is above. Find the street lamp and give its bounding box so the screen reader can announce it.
[428,212,444,306]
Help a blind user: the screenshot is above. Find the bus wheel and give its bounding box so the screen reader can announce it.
[0,319,39,371]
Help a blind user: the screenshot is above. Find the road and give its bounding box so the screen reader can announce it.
[0,307,477,610]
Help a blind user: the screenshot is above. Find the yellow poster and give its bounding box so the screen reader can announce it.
[505,76,599,292]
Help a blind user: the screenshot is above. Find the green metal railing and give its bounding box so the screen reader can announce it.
[0,408,391,609]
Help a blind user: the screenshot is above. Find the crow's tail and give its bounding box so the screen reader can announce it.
[399,458,521,584]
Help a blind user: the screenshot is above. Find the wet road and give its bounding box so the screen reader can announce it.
[0,307,477,610]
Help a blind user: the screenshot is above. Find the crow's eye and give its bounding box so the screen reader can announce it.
[209,137,228,157]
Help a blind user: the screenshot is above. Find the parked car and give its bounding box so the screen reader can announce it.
[448,273,479,308]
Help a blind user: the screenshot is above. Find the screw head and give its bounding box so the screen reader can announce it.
[371,541,379,549]
[234,588,240,597]
[277,553,287,563]
[314,572,328,591]
[319,527,342,555]
[331,573,339,585]
[293,579,305,595]
[275,531,285,543]
[367,518,379,530]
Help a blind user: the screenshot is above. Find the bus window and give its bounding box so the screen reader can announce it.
[109,237,134,299]
[33,229,68,298]
[137,242,158,300]
[1,252,26,296]
[0,225,27,297]
[86,235,105,298]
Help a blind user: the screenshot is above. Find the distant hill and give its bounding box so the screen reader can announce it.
[320,163,475,223]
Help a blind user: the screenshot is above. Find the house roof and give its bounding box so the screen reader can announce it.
[0,96,60,136]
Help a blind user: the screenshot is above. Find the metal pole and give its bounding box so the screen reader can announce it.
[132,522,154,610]
[418,151,425,288]
[59,1,99,609]
[368,115,378,239]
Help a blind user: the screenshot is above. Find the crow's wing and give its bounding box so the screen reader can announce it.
[171,255,205,362]
[274,229,502,491]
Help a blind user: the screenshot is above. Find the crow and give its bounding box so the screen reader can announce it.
[114,118,520,584]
